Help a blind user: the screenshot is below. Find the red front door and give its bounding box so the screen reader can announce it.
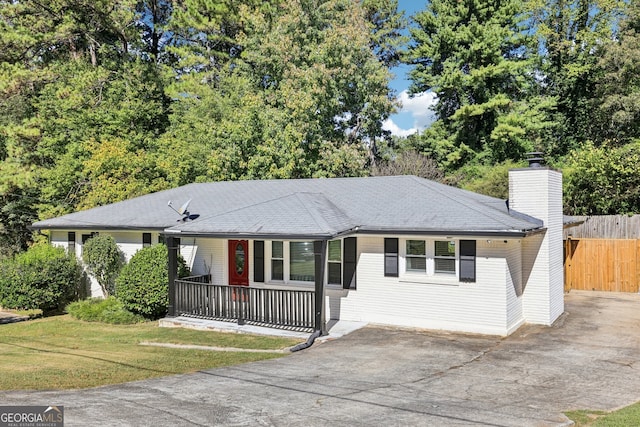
[228,240,249,286]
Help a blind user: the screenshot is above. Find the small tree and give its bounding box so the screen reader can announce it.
[371,150,445,182]
[83,235,125,297]
[115,244,189,319]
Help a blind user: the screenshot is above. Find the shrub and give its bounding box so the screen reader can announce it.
[115,244,190,319]
[66,297,146,324]
[82,235,125,297]
[0,243,82,313]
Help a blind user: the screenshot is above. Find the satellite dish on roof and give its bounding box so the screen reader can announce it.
[167,199,198,222]
[178,199,191,215]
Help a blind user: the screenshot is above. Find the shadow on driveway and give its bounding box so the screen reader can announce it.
[2,291,639,426]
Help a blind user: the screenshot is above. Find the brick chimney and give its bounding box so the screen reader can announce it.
[509,153,564,325]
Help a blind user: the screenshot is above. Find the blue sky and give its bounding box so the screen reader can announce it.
[383,0,437,137]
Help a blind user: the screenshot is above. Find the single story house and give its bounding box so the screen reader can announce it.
[32,162,564,336]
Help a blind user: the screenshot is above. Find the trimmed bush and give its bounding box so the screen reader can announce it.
[82,235,125,297]
[0,243,82,313]
[66,297,146,324]
[115,244,189,319]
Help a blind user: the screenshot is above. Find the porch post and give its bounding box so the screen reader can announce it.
[313,240,327,335]
[167,235,178,317]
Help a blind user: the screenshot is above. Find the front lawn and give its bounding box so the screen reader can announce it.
[0,315,301,390]
[566,402,640,426]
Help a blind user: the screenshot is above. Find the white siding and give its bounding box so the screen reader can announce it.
[328,236,518,336]
[509,168,564,325]
[50,229,193,297]
[504,240,524,333]
[191,238,225,283]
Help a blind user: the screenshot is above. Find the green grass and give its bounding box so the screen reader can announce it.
[66,297,146,324]
[566,402,640,426]
[0,315,302,390]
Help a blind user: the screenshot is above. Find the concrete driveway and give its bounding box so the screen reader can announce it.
[2,291,640,426]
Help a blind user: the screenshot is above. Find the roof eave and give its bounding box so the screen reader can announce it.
[30,224,169,232]
[352,227,545,238]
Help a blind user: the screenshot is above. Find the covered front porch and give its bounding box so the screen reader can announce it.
[166,236,331,334]
[172,274,317,332]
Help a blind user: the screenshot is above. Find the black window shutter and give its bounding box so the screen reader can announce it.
[343,237,357,289]
[254,240,265,282]
[459,240,476,283]
[384,238,399,277]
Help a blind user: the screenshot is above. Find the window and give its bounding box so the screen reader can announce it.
[80,232,98,255]
[67,232,76,255]
[328,240,342,285]
[143,233,152,248]
[384,238,398,277]
[271,241,284,281]
[406,240,426,272]
[81,232,98,244]
[289,241,314,282]
[435,240,456,274]
[459,240,476,282]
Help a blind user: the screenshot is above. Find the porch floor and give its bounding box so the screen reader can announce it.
[159,316,367,341]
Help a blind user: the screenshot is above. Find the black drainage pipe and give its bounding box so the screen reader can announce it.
[290,330,322,352]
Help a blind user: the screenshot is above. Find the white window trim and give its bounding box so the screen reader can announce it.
[327,238,342,286]
[434,240,457,275]
[264,240,315,286]
[270,241,285,282]
[401,238,459,279]
[405,239,427,273]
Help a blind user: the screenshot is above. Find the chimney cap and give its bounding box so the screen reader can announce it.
[525,151,544,168]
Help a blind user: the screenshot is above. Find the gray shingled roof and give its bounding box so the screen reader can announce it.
[32,176,544,238]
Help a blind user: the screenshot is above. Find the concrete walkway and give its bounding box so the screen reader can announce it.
[2,291,640,426]
[0,310,29,324]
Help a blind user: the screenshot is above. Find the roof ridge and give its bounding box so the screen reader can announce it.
[409,177,536,231]
[293,192,356,236]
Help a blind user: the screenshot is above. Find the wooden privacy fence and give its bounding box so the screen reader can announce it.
[565,238,640,293]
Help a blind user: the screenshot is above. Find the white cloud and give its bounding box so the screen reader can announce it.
[382,118,416,137]
[383,90,438,137]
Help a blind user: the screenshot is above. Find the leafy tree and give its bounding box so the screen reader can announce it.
[457,160,524,199]
[362,0,408,67]
[371,150,444,182]
[406,0,539,169]
[82,235,125,297]
[528,0,623,154]
[0,183,39,257]
[564,142,640,215]
[595,1,640,144]
[161,0,397,181]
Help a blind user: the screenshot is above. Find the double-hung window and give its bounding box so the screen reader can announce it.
[271,241,284,281]
[434,240,456,274]
[289,242,315,282]
[406,240,426,272]
[328,240,342,285]
[67,232,76,255]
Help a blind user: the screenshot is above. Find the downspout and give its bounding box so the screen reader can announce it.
[291,239,327,352]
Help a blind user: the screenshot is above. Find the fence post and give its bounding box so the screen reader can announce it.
[237,287,245,326]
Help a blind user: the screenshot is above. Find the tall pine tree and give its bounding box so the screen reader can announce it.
[406,0,544,169]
